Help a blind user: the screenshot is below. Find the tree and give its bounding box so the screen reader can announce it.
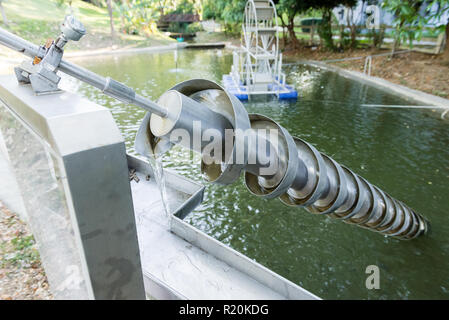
[203,0,246,35]
[277,0,309,49]
[57,0,73,13]
[166,0,199,33]
[318,4,335,49]
[114,0,199,36]
[107,0,115,38]
[425,0,449,55]
[315,0,357,50]
[114,0,159,35]
[156,0,173,16]
[0,0,8,27]
[345,4,358,48]
[381,0,427,56]
[276,0,356,50]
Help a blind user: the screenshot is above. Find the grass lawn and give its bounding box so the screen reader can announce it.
[0,0,174,52]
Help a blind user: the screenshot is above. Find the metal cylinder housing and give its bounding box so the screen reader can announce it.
[135,80,428,240]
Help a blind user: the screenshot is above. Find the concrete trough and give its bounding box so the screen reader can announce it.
[0,75,318,299]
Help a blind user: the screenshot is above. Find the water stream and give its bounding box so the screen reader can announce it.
[148,154,171,228]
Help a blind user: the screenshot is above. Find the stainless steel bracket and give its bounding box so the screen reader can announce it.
[13,15,86,95]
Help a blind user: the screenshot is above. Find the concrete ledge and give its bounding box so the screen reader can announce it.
[303,60,449,110]
[185,43,226,49]
[65,42,228,60]
[0,77,145,299]
[65,43,187,59]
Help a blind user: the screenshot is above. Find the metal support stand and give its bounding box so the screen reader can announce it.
[14,15,85,95]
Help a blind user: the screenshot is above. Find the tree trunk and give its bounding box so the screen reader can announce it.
[107,0,115,39]
[0,1,8,26]
[287,17,300,49]
[372,27,385,49]
[339,25,344,49]
[159,0,165,16]
[350,25,357,48]
[345,7,357,49]
[443,21,449,58]
[391,36,399,57]
[279,15,287,48]
[391,20,404,58]
[310,24,315,46]
[444,22,449,56]
[319,8,334,51]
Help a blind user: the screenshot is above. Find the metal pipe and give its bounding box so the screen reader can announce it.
[0,27,40,57]
[0,27,168,117]
[60,61,167,117]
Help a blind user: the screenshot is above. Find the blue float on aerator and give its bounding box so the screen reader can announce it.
[223,75,297,101]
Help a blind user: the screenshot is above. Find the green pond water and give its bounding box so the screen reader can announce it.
[71,49,449,299]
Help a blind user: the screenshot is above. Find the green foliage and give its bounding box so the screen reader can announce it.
[314,1,356,50]
[277,0,311,19]
[56,0,73,8]
[203,0,357,45]
[164,0,201,34]
[425,0,449,35]
[186,21,204,33]
[114,0,158,35]
[81,0,106,7]
[202,0,217,20]
[1,234,40,269]
[276,0,356,49]
[168,21,203,34]
[381,0,427,48]
[169,0,196,14]
[338,26,352,49]
[202,0,246,35]
[167,21,187,33]
[318,7,335,50]
[113,0,201,36]
[368,28,386,48]
[220,0,246,25]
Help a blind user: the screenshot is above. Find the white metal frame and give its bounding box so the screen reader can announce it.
[231,0,292,98]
